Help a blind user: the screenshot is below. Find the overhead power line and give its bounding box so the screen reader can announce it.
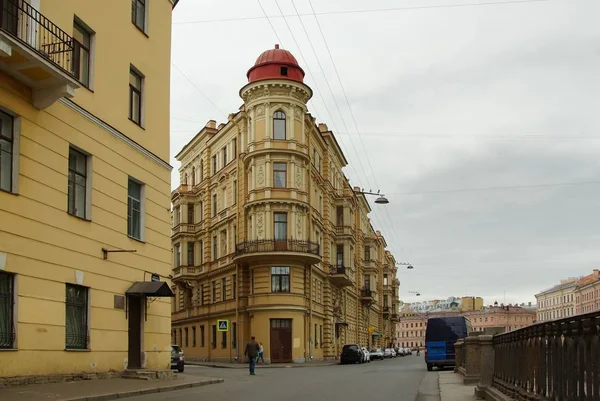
[172,63,228,119]
[174,0,550,24]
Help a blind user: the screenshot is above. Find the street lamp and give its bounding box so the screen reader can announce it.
[409,291,421,296]
[354,188,389,204]
[397,262,414,270]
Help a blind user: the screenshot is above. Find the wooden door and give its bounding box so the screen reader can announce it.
[128,296,143,369]
[269,319,292,363]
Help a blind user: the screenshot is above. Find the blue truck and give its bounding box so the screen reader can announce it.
[424,316,471,371]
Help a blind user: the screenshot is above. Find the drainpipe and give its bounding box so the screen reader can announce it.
[235,264,239,362]
[309,264,313,362]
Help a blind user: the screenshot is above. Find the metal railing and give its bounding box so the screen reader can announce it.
[360,288,375,298]
[0,0,76,75]
[493,311,600,399]
[235,238,320,256]
[330,264,348,275]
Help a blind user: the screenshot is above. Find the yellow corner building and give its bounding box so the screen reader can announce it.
[171,45,401,363]
[0,0,178,378]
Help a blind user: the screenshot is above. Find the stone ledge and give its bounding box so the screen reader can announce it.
[0,371,120,388]
[484,386,515,401]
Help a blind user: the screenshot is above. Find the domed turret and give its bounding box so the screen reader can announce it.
[246,44,305,84]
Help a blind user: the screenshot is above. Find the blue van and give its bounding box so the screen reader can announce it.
[424,316,471,371]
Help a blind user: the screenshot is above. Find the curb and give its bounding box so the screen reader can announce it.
[62,378,224,401]
[186,362,339,369]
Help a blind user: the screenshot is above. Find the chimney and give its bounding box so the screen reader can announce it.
[206,120,216,129]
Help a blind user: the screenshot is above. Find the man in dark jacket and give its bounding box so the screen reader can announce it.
[244,336,260,375]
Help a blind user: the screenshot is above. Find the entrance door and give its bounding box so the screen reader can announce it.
[128,296,143,369]
[269,319,292,363]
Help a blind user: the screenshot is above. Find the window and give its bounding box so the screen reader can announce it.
[199,240,203,264]
[200,325,205,347]
[233,138,237,158]
[65,284,88,350]
[212,155,217,175]
[233,181,237,204]
[222,278,226,301]
[0,110,14,193]
[314,324,318,348]
[212,194,217,217]
[200,161,204,181]
[212,281,216,303]
[191,167,195,186]
[178,329,182,346]
[280,66,288,76]
[221,331,227,349]
[271,267,290,293]
[212,236,217,260]
[188,204,194,224]
[67,148,88,219]
[185,327,189,347]
[73,21,92,87]
[129,68,143,126]
[174,244,181,267]
[384,274,388,286]
[273,162,287,188]
[131,0,146,32]
[211,325,216,348]
[364,246,370,261]
[320,325,323,347]
[232,274,237,299]
[200,284,204,306]
[222,147,227,166]
[336,206,343,226]
[127,178,143,239]
[273,111,286,140]
[336,245,344,266]
[232,322,237,349]
[0,272,15,349]
[187,243,194,266]
[192,326,196,347]
[274,213,287,240]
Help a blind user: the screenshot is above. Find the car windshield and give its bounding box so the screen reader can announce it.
[171,346,182,355]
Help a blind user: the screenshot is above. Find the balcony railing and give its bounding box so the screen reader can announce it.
[0,0,75,75]
[329,264,348,275]
[491,311,600,400]
[360,288,375,298]
[383,306,390,315]
[235,238,320,256]
[329,264,353,287]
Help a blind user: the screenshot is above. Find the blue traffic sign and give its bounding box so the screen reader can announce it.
[217,320,229,332]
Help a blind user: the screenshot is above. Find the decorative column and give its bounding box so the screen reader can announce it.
[475,335,495,399]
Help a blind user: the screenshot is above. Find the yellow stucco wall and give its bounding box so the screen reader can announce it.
[0,0,174,378]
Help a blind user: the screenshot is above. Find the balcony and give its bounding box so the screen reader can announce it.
[360,287,376,305]
[363,259,377,273]
[391,313,399,322]
[382,306,391,317]
[335,225,355,237]
[234,238,321,265]
[0,0,80,109]
[172,265,201,281]
[329,264,353,287]
[172,223,197,237]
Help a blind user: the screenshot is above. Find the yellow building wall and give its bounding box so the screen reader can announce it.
[0,0,174,378]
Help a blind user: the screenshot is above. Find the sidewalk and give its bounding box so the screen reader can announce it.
[186,359,339,369]
[0,375,223,401]
[438,371,477,401]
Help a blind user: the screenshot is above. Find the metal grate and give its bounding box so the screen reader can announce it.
[0,272,15,349]
[65,284,89,349]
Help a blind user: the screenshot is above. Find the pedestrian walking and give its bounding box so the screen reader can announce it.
[258,342,265,364]
[244,336,260,375]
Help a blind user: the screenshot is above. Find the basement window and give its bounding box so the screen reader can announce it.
[280,66,288,76]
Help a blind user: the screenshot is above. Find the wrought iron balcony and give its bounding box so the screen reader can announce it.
[0,0,80,108]
[234,238,321,265]
[360,287,376,305]
[391,313,399,322]
[329,264,353,287]
[382,306,391,316]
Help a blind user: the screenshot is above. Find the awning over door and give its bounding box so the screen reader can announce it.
[125,281,174,297]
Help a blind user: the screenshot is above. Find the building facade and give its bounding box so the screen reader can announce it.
[170,45,399,363]
[396,305,536,349]
[535,278,578,322]
[0,0,177,378]
[574,269,600,315]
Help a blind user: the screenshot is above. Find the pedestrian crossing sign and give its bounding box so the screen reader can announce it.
[217,320,229,332]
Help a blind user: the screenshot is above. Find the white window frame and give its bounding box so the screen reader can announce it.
[127,177,146,241]
[67,145,93,220]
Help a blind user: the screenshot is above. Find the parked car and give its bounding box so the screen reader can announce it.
[383,348,394,358]
[390,348,397,358]
[360,347,371,363]
[370,348,384,360]
[341,344,363,364]
[171,345,184,372]
[397,348,406,356]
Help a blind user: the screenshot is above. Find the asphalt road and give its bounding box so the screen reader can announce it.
[126,355,441,401]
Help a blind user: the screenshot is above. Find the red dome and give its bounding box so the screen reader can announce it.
[247,44,305,84]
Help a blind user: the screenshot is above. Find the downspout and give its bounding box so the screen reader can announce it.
[235,264,239,362]
[309,264,313,362]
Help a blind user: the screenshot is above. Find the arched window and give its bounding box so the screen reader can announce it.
[273,111,286,140]
[191,167,196,186]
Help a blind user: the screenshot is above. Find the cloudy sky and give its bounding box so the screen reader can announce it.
[169,0,600,306]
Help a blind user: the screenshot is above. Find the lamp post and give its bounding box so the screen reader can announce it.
[409,291,421,297]
[353,188,389,204]
[397,262,414,270]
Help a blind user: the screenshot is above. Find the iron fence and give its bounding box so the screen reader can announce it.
[235,238,320,256]
[493,311,600,400]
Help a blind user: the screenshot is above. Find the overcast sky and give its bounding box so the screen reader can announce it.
[170,0,600,306]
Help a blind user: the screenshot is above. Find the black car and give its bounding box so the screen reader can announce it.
[171,345,184,372]
[340,344,362,364]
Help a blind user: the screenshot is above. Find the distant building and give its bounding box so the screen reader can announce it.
[574,269,600,315]
[534,272,600,322]
[402,296,483,313]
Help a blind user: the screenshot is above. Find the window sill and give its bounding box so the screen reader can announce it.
[0,188,18,196]
[128,118,145,130]
[128,235,145,244]
[132,23,149,38]
[68,212,91,222]
[0,348,17,352]
[65,348,91,352]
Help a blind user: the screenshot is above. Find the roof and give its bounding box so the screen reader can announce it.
[247,44,305,84]
[126,281,174,297]
[535,280,578,297]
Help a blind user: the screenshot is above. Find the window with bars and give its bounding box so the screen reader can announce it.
[0,110,14,193]
[127,178,143,239]
[0,272,15,349]
[271,267,290,293]
[129,68,143,126]
[65,284,89,350]
[68,148,88,219]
